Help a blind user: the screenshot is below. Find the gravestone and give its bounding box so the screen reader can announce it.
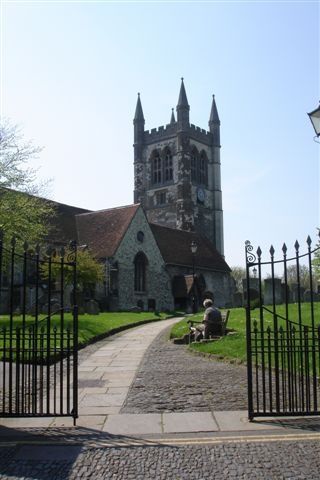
[264,278,282,305]
[232,291,243,308]
[85,299,100,315]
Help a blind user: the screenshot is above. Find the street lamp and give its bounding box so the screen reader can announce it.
[190,240,198,313]
[253,267,257,278]
[308,103,320,142]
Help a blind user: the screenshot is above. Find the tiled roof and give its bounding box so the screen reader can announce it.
[75,204,140,259]
[150,223,231,272]
[48,202,91,245]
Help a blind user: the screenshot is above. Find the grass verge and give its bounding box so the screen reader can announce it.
[0,311,178,358]
[170,303,320,363]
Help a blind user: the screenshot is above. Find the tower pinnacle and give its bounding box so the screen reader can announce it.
[176,78,190,128]
[209,94,220,126]
[170,108,176,124]
[177,78,189,110]
[134,93,145,123]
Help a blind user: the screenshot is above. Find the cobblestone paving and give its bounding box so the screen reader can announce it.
[0,439,320,479]
[122,328,248,413]
[2,323,320,479]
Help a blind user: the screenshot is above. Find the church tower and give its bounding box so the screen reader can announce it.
[133,79,224,256]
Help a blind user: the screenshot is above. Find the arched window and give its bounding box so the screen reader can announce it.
[191,147,198,183]
[152,151,162,185]
[134,252,148,292]
[164,149,173,182]
[199,151,208,185]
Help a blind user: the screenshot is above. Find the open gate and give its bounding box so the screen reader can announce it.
[0,232,78,424]
[245,236,320,420]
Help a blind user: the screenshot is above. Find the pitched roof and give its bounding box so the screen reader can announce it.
[150,223,231,273]
[0,187,91,245]
[75,204,140,259]
[48,202,91,245]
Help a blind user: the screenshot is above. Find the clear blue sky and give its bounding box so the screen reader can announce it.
[1,0,319,268]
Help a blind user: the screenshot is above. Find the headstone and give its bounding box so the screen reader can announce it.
[264,278,282,305]
[303,289,312,302]
[85,299,100,315]
[232,291,243,308]
[129,306,141,312]
[291,283,305,303]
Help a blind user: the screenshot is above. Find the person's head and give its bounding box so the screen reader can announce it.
[203,298,213,308]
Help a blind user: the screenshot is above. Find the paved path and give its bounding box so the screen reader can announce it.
[1,318,320,479]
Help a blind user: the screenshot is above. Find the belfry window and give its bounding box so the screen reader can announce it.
[134,252,148,292]
[164,151,173,182]
[191,153,197,182]
[199,153,207,185]
[152,154,162,184]
[190,147,208,186]
[151,148,174,186]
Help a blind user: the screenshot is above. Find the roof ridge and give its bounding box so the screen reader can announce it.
[76,203,140,217]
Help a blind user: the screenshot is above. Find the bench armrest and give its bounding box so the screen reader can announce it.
[187,320,202,327]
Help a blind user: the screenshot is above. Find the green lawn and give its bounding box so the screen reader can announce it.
[0,311,174,359]
[170,303,320,363]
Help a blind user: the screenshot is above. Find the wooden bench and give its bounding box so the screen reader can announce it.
[187,309,230,343]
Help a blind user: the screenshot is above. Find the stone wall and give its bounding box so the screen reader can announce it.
[113,208,174,312]
[134,120,224,253]
[166,265,233,308]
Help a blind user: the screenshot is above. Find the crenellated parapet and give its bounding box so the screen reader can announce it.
[143,123,213,146]
[144,123,177,144]
[189,124,213,146]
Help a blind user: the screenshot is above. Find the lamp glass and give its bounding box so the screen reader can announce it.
[308,105,320,136]
[190,241,198,254]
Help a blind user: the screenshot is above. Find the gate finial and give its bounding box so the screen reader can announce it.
[245,240,256,263]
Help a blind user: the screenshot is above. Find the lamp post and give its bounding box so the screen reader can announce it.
[190,240,198,313]
[308,103,320,142]
[253,267,257,278]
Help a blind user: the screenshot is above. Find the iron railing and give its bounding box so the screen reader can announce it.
[245,236,320,420]
[0,233,78,424]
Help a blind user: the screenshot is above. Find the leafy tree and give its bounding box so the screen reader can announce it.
[0,120,55,246]
[42,247,105,295]
[230,266,246,292]
[285,264,312,290]
[312,241,320,284]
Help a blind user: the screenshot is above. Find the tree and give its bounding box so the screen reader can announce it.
[285,264,312,290]
[230,266,246,292]
[0,120,55,246]
[312,241,320,284]
[41,247,105,295]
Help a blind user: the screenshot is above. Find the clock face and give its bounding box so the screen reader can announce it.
[197,187,205,203]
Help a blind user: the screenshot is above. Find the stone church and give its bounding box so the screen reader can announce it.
[0,80,234,314]
[72,79,233,311]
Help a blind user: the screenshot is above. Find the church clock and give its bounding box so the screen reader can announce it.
[196,187,205,203]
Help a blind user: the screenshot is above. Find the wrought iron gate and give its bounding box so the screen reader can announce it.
[0,232,78,424]
[245,236,320,420]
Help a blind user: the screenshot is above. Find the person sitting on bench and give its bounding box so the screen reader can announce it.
[194,298,222,341]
